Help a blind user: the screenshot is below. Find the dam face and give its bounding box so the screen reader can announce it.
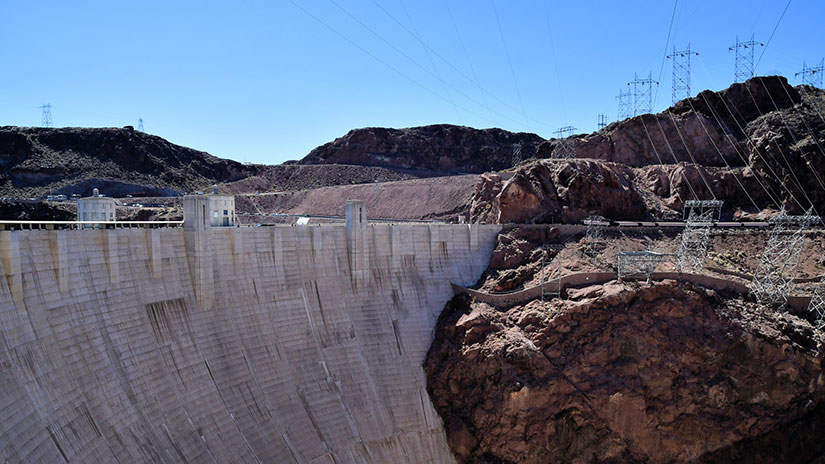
[0,224,500,463]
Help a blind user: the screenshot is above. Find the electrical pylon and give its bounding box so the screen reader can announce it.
[628,73,658,116]
[750,208,820,308]
[795,59,824,89]
[39,104,53,128]
[676,200,723,273]
[667,44,699,104]
[616,88,632,120]
[729,35,763,83]
[551,126,577,159]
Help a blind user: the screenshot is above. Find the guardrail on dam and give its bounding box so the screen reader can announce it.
[0,206,501,462]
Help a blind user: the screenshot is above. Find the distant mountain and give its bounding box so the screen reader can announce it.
[0,126,255,198]
[298,124,545,173]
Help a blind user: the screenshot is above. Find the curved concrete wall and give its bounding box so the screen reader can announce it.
[0,224,500,463]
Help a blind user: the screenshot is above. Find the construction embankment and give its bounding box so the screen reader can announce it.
[0,224,500,463]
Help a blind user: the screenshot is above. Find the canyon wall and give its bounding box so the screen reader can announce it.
[0,223,499,463]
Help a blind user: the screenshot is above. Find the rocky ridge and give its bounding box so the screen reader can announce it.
[426,280,825,463]
[474,76,825,223]
[299,124,544,173]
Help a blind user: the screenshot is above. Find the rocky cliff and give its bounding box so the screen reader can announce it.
[299,124,544,173]
[426,281,825,463]
[472,77,825,223]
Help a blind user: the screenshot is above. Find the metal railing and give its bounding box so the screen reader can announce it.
[0,220,184,231]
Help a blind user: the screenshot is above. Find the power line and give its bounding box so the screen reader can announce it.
[695,56,792,209]
[654,0,679,108]
[398,0,464,125]
[443,0,495,123]
[755,0,793,70]
[288,0,498,126]
[321,0,543,129]
[490,0,529,127]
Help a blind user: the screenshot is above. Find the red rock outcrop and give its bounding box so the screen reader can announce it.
[426,281,825,463]
[470,159,648,223]
[299,124,544,173]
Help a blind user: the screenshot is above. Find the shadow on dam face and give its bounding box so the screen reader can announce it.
[0,224,499,463]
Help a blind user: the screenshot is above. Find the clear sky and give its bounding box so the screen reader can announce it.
[1,0,823,165]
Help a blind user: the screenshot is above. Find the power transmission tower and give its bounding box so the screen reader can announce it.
[540,244,564,301]
[511,143,523,167]
[597,113,607,130]
[616,250,668,284]
[667,44,699,104]
[676,200,723,273]
[795,59,824,88]
[628,73,658,116]
[551,126,577,159]
[582,215,608,258]
[39,104,53,128]
[809,274,825,330]
[138,118,144,132]
[750,208,820,308]
[616,88,632,120]
[729,35,763,83]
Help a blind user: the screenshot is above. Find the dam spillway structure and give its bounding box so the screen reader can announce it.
[0,195,501,463]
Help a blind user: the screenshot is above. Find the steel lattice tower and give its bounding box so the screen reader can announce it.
[676,200,723,273]
[616,88,632,120]
[597,113,607,130]
[616,251,669,284]
[551,126,577,159]
[795,59,824,88]
[138,118,144,132]
[39,104,53,128]
[628,73,658,116]
[582,215,608,257]
[540,244,564,301]
[750,208,820,308]
[809,274,825,330]
[667,44,699,104]
[729,35,763,83]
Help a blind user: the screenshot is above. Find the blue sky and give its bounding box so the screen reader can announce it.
[1,0,823,164]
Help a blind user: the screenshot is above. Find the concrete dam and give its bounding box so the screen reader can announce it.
[0,202,501,463]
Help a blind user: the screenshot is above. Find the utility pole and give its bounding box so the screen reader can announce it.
[795,59,824,88]
[616,88,632,120]
[667,44,699,104]
[729,35,763,83]
[551,126,577,159]
[597,113,607,130]
[628,73,658,116]
[39,104,53,128]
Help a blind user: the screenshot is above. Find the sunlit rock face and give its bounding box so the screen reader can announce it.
[426,280,825,464]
